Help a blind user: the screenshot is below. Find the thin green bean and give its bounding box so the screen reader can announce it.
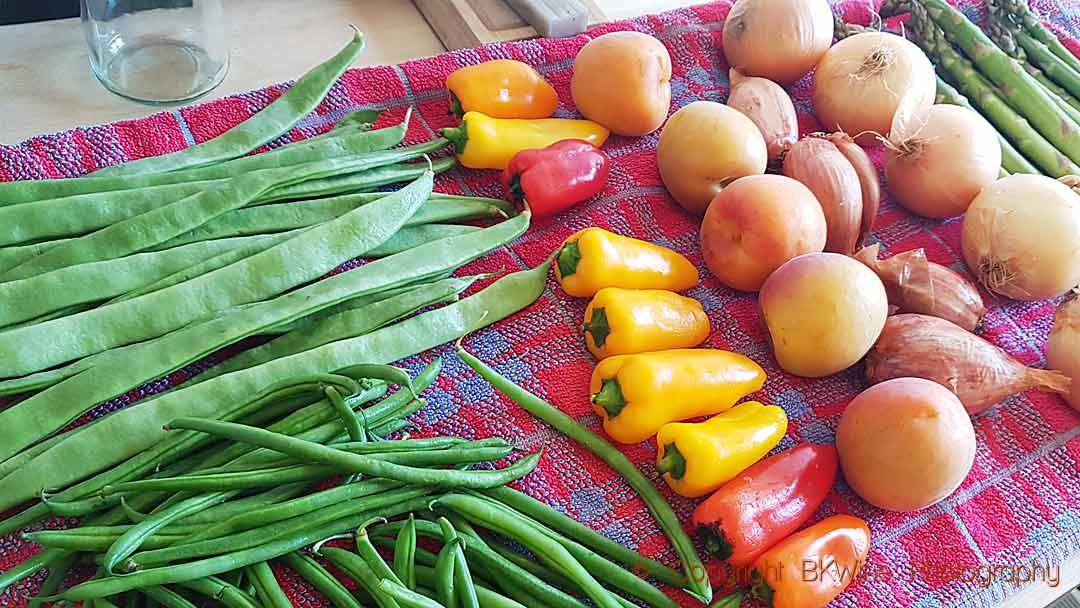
[394,514,418,591]
[247,562,292,608]
[175,575,262,608]
[456,343,711,603]
[93,29,366,176]
[380,579,444,608]
[178,484,307,525]
[127,487,432,569]
[280,552,365,608]
[414,566,526,608]
[104,491,239,573]
[0,217,526,505]
[166,417,539,489]
[139,585,197,608]
[319,547,402,608]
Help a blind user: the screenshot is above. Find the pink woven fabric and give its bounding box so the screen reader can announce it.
[2,2,1079,607]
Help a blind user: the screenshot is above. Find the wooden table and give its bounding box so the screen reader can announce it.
[0,1,1077,606]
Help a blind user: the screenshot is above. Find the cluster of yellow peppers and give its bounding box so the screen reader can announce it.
[444,60,609,169]
[555,227,789,498]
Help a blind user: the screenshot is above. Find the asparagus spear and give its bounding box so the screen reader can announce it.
[935,74,1038,175]
[999,0,1080,75]
[914,0,1080,165]
[1016,31,1080,102]
[907,7,1079,176]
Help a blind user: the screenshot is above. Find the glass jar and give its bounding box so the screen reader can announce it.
[80,0,229,103]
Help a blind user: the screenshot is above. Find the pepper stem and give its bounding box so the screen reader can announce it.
[655,442,687,479]
[441,120,469,154]
[591,378,627,419]
[556,240,582,278]
[582,308,611,348]
[709,590,747,608]
[749,571,776,607]
[508,173,526,203]
[448,93,465,119]
[697,525,735,561]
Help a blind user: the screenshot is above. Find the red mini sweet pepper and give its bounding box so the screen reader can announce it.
[501,139,610,218]
[691,443,839,568]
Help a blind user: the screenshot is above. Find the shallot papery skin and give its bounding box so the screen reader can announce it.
[826,132,880,248]
[727,69,798,160]
[865,314,1071,415]
[783,137,863,255]
[854,244,986,331]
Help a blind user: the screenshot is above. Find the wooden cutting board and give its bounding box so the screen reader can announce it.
[412,0,604,50]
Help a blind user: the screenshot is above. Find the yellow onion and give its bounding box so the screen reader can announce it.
[813,32,935,141]
[722,0,833,84]
[961,174,1080,300]
[1047,291,1080,412]
[727,69,798,160]
[783,137,863,255]
[886,104,1001,219]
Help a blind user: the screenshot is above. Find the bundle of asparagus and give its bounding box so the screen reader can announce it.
[867,0,1080,178]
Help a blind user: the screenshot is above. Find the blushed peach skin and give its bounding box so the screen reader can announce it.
[836,377,976,512]
[700,175,827,292]
[759,253,888,377]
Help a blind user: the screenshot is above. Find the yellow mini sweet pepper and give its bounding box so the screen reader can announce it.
[655,401,789,498]
[589,349,766,444]
[441,111,608,170]
[555,227,699,298]
[446,60,559,119]
[583,288,710,359]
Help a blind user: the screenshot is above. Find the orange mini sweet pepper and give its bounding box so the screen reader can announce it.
[582,288,709,359]
[446,59,559,119]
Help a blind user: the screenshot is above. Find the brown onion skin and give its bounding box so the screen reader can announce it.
[783,137,863,255]
[1047,292,1080,412]
[722,0,834,85]
[826,132,880,249]
[727,69,798,161]
[854,245,986,331]
[865,314,1072,415]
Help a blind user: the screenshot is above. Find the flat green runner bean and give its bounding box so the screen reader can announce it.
[2,144,442,280]
[0,216,529,503]
[0,124,411,246]
[0,233,294,328]
[93,29,366,177]
[258,155,454,204]
[0,109,381,206]
[0,170,434,382]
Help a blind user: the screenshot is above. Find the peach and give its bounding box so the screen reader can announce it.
[759,253,888,377]
[836,378,976,512]
[700,175,827,292]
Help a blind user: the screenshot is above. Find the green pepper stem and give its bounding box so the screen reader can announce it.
[709,590,747,608]
[581,308,611,348]
[590,378,626,419]
[441,121,469,154]
[749,571,775,607]
[655,442,687,479]
[508,174,526,204]
[556,240,582,278]
[448,93,465,119]
[698,525,735,561]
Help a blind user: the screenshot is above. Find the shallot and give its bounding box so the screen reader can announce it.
[826,132,881,247]
[854,244,986,331]
[783,137,863,255]
[865,314,1071,415]
[727,69,798,161]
